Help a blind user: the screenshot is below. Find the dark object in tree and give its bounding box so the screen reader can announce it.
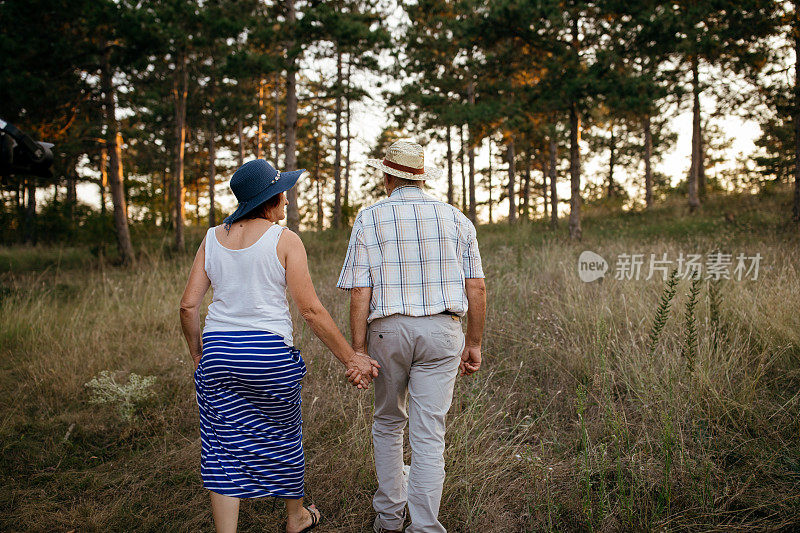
[0,119,54,182]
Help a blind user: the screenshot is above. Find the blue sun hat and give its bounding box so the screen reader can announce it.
[223,159,305,230]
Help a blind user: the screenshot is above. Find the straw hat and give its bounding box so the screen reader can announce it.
[366,140,442,181]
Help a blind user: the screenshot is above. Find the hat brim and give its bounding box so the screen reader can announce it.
[366,159,442,181]
[223,169,306,226]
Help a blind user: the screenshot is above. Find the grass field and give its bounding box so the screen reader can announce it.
[2,189,799,532]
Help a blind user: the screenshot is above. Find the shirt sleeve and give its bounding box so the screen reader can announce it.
[337,214,372,290]
[462,222,485,279]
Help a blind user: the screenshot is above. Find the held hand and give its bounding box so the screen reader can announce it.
[345,351,380,389]
[191,353,202,370]
[459,345,481,376]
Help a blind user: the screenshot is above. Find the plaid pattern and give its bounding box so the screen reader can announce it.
[337,186,484,323]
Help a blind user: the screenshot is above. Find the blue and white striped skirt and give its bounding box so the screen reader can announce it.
[194,330,307,498]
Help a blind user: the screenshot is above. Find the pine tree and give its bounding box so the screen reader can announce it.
[302,0,389,228]
[666,0,779,211]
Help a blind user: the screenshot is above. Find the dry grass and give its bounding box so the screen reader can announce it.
[1,189,799,532]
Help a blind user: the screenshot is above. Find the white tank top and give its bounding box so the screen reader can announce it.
[202,224,294,346]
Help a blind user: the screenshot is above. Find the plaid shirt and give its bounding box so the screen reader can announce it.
[337,185,484,323]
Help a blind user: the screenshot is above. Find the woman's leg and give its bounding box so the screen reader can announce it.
[210,490,240,533]
[285,499,320,533]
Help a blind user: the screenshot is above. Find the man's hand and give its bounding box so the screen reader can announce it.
[345,351,380,389]
[192,353,202,370]
[459,344,481,376]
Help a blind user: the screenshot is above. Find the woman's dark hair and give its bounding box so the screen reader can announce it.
[241,193,282,221]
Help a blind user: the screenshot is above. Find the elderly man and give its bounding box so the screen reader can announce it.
[337,140,487,533]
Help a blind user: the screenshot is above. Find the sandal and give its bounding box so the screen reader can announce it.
[298,505,320,533]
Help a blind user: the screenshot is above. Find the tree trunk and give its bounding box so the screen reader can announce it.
[274,72,281,166]
[66,159,77,226]
[161,170,169,228]
[237,118,245,167]
[316,178,322,231]
[524,152,533,219]
[487,136,493,223]
[208,70,217,227]
[344,60,352,215]
[315,135,322,231]
[698,121,706,197]
[540,163,547,220]
[101,44,135,264]
[549,135,558,229]
[123,137,130,211]
[333,47,343,229]
[795,3,800,222]
[467,82,477,223]
[173,49,188,251]
[568,103,582,240]
[446,126,454,205]
[257,79,264,159]
[460,125,467,213]
[99,146,108,215]
[195,184,201,224]
[208,114,217,227]
[608,125,616,198]
[643,115,653,209]
[285,0,300,232]
[507,136,516,224]
[688,53,701,211]
[24,177,36,244]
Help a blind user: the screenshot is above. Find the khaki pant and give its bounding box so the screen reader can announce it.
[368,313,465,533]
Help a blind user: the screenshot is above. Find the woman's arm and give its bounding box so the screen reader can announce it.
[180,237,211,369]
[280,229,379,388]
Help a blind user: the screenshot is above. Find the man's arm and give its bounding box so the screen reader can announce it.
[461,277,486,376]
[349,286,372,353]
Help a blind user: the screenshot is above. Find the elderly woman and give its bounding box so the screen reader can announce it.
[179,160,379,533]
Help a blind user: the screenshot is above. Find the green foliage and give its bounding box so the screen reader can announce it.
[647,268,680,357]
[682,276,702,373]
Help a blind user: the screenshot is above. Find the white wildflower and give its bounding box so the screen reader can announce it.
[84,370,157,421]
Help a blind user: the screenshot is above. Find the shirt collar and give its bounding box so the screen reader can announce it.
[389,185,425,200]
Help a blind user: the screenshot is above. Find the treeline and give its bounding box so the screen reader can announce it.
[0,0,797,262]
[392,0,799,239]
[0,0,388,263]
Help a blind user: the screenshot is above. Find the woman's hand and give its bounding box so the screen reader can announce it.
[345,351,380,389]
[192,353,203,370]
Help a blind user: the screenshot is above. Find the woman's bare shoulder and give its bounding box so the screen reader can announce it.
[278,227,303,248]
